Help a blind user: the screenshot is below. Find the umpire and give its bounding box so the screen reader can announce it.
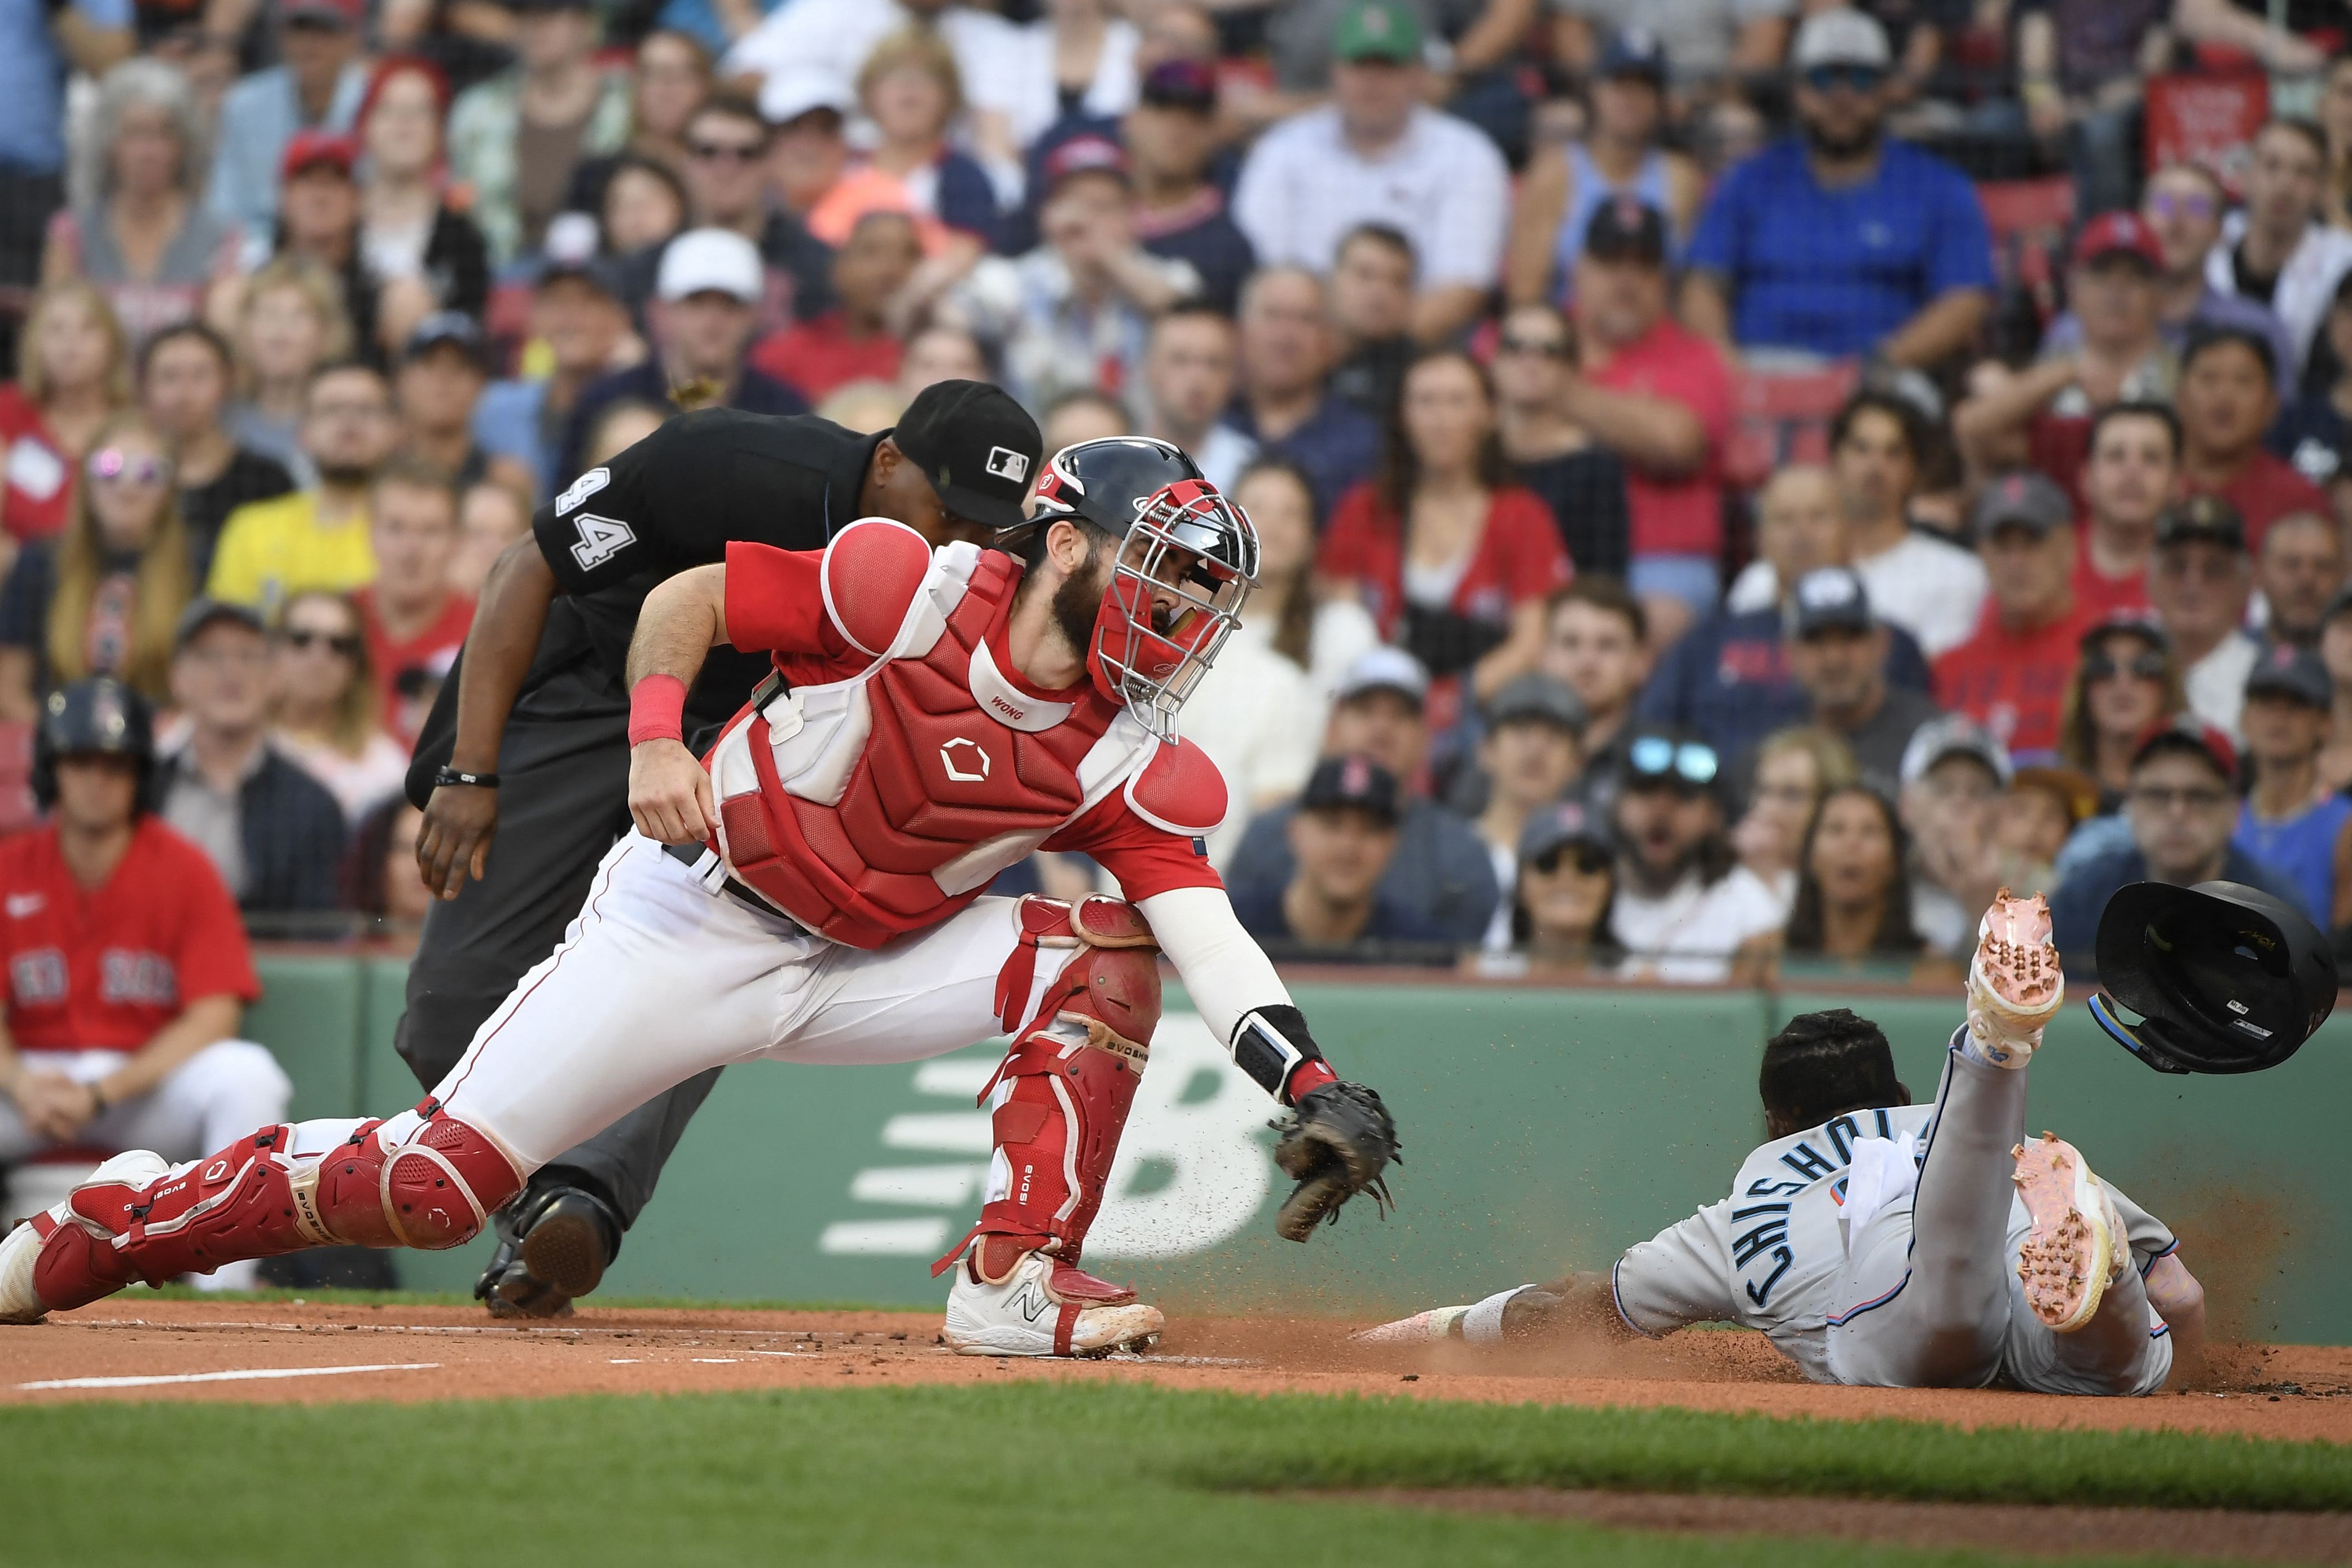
[402,380,1043,1316]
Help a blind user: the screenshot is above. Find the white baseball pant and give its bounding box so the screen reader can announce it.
[365,832,1084,1182]
[1826,1039,2173,1395]
[0,1038,293,1289]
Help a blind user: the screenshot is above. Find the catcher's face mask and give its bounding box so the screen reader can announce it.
[1085,480,1258,741]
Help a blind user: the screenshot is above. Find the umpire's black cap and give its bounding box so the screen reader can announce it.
[889,380,1042,532]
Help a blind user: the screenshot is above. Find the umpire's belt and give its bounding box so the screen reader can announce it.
[661,838,788,922]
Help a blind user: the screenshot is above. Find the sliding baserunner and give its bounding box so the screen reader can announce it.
[1366,884,2338,1395]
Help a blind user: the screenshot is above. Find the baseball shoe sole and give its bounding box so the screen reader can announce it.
[1968,888,2064,1066]
[942,1249,1163,1358]
[0,1151,170,1325]
[2013,1131,2123,1333]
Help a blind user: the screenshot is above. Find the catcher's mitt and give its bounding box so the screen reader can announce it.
[1271,1081,1400,1242]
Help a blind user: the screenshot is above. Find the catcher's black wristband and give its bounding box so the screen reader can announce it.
[433,766,499,789]
[1230,1006,1324,1098]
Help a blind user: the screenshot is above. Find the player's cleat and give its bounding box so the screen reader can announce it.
[475,1187,617,1319]
[1967,888,2064,1067]
[0,1150,170,1324]
[941,1246,1164,1358]
[2012,1131,2126,1333]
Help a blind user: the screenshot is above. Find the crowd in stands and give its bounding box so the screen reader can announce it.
[6,0,2352,991]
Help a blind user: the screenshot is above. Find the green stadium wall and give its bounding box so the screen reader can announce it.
[243,955,2349,1342]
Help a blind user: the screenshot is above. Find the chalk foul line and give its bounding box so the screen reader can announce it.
[19,1363,440,1390]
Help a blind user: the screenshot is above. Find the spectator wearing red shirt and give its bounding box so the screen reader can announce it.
[1564,198,1732,647]
[2178,325,2329,554]
[355,460,472,746]
[2073,401,2178,620]
[0,280,130,554]
[749,210,920,406]
[1934,473,2088,760]
[1319,350,1573,762]
[0,678,279,1289]
[1954,212,2174,502]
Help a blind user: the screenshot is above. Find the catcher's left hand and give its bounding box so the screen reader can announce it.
[1271,1081,1400,1242]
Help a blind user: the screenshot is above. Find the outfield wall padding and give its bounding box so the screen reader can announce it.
[240,956,2348,1341]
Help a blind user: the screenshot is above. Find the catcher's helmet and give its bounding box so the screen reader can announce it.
[33,677,157,815]
[2088,880,2336,1074]
[1013,436,1206,544]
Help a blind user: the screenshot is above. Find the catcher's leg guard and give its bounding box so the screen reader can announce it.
[16,1103,521,1317]
[934,896,1160,1301]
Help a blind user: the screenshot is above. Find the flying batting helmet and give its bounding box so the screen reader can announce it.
[2088,880,2336,1074]
[32,677,158,815]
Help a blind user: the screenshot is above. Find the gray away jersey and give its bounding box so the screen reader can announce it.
[1611,1105,2177,1383]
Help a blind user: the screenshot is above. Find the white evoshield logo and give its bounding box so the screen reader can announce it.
[554,466,609,516]
[984,446,1030,483]
[940,737,991,782]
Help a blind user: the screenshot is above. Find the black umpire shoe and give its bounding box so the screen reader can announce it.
[474,1186,622,1319]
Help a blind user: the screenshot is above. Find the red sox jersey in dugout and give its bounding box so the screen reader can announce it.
[0,818,261,1052]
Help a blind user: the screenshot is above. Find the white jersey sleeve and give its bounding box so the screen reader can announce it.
[1613,1206,1743,1336]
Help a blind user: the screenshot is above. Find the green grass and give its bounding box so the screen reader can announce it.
[3,1382,2345,1568]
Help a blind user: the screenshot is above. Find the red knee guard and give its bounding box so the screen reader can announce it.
[937,898,1161,1289]
[316,1104,522,1249]
[33,1126,318,1310]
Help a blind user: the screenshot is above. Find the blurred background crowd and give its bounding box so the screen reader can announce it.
[6,0,2352,984]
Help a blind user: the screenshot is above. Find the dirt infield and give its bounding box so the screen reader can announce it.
[3,1298,2347,1445]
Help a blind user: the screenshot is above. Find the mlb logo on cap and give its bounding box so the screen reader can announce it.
[985,446,1030,483]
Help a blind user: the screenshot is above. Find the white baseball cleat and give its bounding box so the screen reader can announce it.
[0,1150,170,1325]
[2013,1131,2126,1333]
[1967,888,2064,1067]
[942,1248,1164,1358]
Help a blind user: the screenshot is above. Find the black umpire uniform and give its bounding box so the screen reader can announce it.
[400,383,1043,1310]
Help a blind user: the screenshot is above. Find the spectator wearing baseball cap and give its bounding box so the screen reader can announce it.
[1495,799,1620,976]
[2232,644,2352,925]
[1895,711,2013,956]
[1223,645,1502,944]
[445,0,635,268]
[207,0,368,248]
[2177,324,2331,556]
[1232,1,1511,348]
[2049,715,2305,976]
[1230,754,1449,961]
[1783,565,1944,796]
[2148,494,2261,744]
[1558,195,1736,640]
[1503,30,1702,311]
[1471,673,1587,951]
[394,314,498,492]
[1683,8,1994,366]
[1125,60,1256,316]
[1644,466,1937,763]
[1954,212,2175,499]
[1932,473,2088,759]
[672,90,836,343]
[558,229,809,486]
[950,135,1201,416]
[471,248,638,499]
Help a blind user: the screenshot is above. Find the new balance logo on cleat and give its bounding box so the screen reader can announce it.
[1013,1282,1052,1324]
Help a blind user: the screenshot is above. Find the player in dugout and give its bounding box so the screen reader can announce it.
[0,679,282,1291]
[1364,885,2294,1396]
[0,444,1402,1358]
[401,379,1046,1317]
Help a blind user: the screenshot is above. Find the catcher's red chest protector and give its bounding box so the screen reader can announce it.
[704,522,1224,948]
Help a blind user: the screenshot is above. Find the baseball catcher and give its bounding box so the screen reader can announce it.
[0,441,1399,1356]
[1363,884,2326,1394]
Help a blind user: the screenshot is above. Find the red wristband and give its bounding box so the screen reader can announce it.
[1284,1058,1338,1104]
[628,674,688,746]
